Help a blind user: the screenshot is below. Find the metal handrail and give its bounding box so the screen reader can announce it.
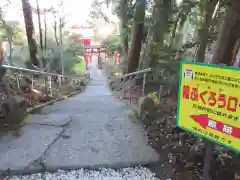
[115,68,152,79]
[1,64,87,97]
[111,68,152,96]
[2,65,85,80]
[3,65,65,77]
[109,60,180,105]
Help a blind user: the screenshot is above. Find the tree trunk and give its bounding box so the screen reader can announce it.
[127,0,146,73]
[8,37,12,65]
[44,9,47,51]
[138,27,153,70]
[152,0,171,45]
[169,13,181,48]
[138,0,170,71]
[21,0,39,66]
[53,11,59,46]
[196,0,218,62]
[59,17,63,45]
[6,27,13,65]
[120,0,128,61]
[59,17,64,75]
[210,0,240,65]
[36,0,43,50]
[169,7,192,48]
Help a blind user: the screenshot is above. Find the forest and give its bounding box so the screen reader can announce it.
[0,0,240,179]
[89,0,240,179]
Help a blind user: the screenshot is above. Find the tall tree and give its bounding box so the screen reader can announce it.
[196,0,218,62]
[59,0,64,45]
[127,0,146,73]
[4,21,21,65]
[152,0,173,45]
[52,9,59,46]
[119,0,129,60]
[210,0,240,65]
[21,0,39,66]
[36,0,43,50]
[59,18,63,45]
[44,9,47,51]
[139,0,174,70]
[169,0,195,48]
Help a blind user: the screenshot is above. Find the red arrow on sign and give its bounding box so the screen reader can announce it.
[190,114,240,139]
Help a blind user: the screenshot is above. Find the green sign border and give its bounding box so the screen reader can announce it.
[176,60,240,153]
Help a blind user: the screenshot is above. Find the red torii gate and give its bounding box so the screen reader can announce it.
[84,45,106,69]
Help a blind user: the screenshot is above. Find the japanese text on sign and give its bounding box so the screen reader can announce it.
[177,62,240,152]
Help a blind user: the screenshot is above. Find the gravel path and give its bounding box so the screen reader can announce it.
[6,167,160,180]
[0,56,159,175]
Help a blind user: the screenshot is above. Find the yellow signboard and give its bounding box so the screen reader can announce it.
[177,61,240,152]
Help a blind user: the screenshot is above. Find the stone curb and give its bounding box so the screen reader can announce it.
[26,90,81,114]
[27,77,90,114]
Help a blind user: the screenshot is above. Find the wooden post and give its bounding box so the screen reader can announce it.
[129,76,132,102]
[58,75,61,90]
[16,76,20,89]
[202,141,213,180]
[47,76,52,97]
[31,75,34,89]
[142,73,146,96]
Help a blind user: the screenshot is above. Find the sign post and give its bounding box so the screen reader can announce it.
[177,61,240,179]
[202,141,213,180]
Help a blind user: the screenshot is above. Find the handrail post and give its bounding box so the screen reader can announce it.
[71,79,75,88]
[16,74,20,90]
[129,76,132,103]
[47,76,52,97]
[159,85,163,103]
[31,75,34,89]
[142,73,146,96]
[58,75,62,90]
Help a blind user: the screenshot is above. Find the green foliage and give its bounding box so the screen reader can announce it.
[148,41,177,66]
[0,20,25,44]
[102,35,122,52]
[121,27,130,42]
[88,0,111,23]
[62,51,77,74]
[68,43,83,55]
[72,56,86,74]
[59,42,84,74]
[10,45,29,67]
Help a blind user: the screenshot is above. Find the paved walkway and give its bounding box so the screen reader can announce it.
[0,56,159,174]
